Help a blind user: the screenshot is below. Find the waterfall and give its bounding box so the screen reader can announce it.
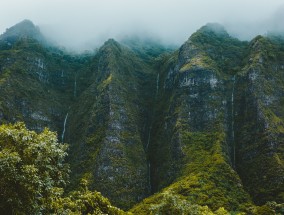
[146,126,152,192]
[146,126,151,151]
[232,75,236,167]
[61,113,69,142]
[156,73,160,97]
[74,76,77,97]
[148,162,151,192]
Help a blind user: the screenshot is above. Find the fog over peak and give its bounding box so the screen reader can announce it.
[1,0,284,51]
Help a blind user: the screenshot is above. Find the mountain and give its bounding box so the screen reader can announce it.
[0,20,283,214]
[0,20,47,48]
[65,38,156,208]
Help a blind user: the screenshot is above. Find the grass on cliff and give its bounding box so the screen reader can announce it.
[130,131,253,214]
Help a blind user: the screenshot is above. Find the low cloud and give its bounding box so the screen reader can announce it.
[1,0,284,51]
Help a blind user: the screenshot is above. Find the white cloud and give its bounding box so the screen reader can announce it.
[1,0,284,51]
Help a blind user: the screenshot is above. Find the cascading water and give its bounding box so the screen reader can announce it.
[231,75,236,168]
[148,162,151,192]
[156,73,160,98]
[61,113,69,142]
[146,125,152,192]
[74,76,77,97]
[146,126,151,151]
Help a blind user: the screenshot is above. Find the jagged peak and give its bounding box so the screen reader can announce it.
[15,19,35,27]
[187,23,230,42]
[249,35,276,51]
[250,35,265,46]
[103,38,121,47]
[250,34,284,51]
[120,36,176,60]
[98,38,124,57]
[0,19,43,43]
[182,23,232,51]
[183,22,241,49]
[199,23,229,36]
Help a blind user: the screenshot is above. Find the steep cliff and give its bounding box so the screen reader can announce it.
[0,20,283,213]
[131,24,284,214]
[131,24,252,213]
[234,35,284,204]
[65,39,162,209]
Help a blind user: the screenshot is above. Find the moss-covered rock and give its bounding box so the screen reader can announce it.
[1,21,284,213]
[234,35,284,205]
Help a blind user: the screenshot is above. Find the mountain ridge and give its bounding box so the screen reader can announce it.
[0,20,283,214]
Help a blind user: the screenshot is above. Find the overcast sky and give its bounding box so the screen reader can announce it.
[1,0,284,51]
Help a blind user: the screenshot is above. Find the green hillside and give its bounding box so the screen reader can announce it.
[0,20,283,214]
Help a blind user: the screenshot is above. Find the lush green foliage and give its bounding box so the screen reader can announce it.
[0,123,127,214]
[131,132,253,214]
[131,24,284,214]
[66,39,161,209]
[189,23,248,74]
[130,191,223,215]
[49,179,128,215]
[177,132,252,211]
[1,21,284,214]
[234,35,284,205]
[0,122,68,214]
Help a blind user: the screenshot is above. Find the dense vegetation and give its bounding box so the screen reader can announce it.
[1,123,284,214]
[0,20,284,214]
[0,123,126,214]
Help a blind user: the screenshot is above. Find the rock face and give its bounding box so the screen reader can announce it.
[140,24,253,212]
[0,20,283,212]
[234,35,284,204]
[65,39,157,208]
[0,20,47,48]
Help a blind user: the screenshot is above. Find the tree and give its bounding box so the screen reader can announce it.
[49,179,127,215]
[0,122,69,214]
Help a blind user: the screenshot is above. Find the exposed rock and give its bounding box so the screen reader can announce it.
[0,21,283,213]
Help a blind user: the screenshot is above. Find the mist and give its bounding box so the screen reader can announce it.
[1,0,284,51]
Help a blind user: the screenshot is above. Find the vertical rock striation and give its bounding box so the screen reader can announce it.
[1,20,283,212]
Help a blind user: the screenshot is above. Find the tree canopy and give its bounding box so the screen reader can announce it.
[0,122,69,214]
[0,122,127,215]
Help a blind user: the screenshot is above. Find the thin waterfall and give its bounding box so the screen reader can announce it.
[148,162,151,192]
[61,71,64,85]
[232,75,236,167]
[146,125,152,192]
[61,113,69,142]
[74,76,77,97]
[146,126,151,151]
[156,73,160,97]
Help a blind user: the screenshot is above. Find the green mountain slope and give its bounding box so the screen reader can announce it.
[65,39,161,209]
[234,35,284,204]
[0,20,283,214]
